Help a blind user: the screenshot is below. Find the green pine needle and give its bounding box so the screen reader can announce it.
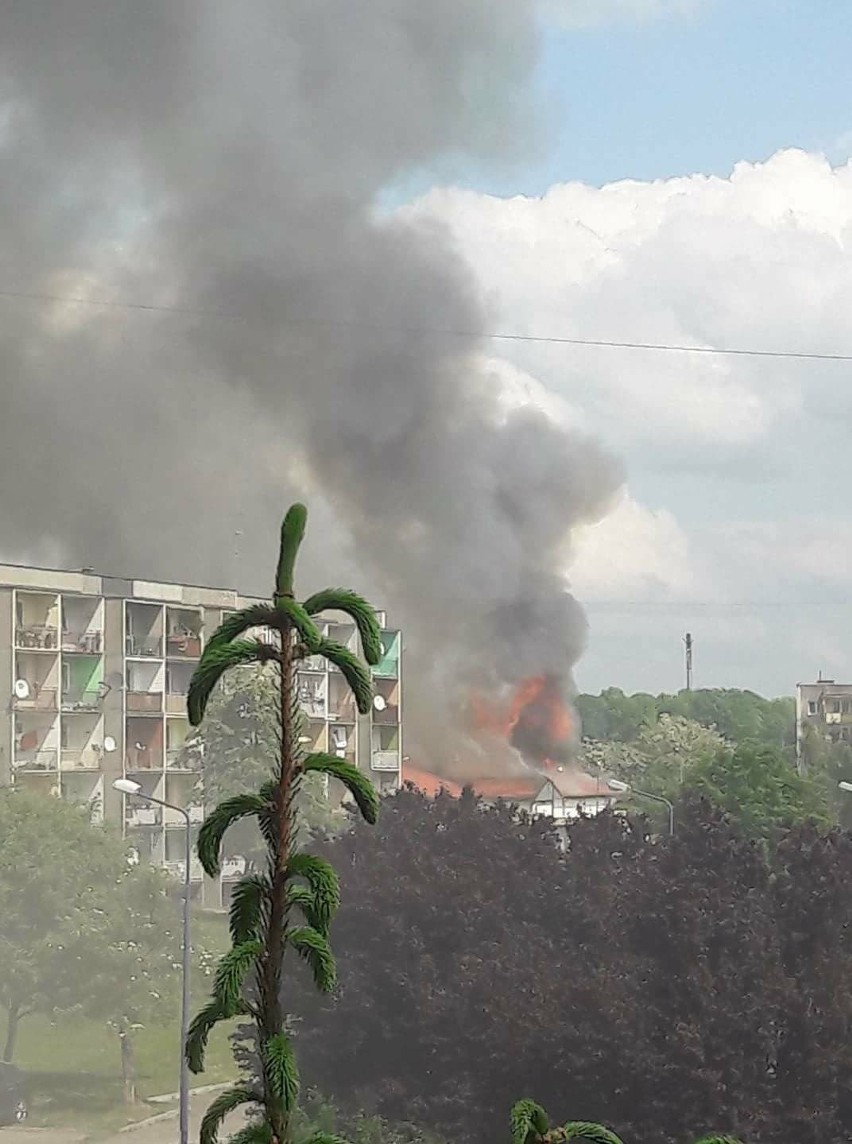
[288,924,337,992]
[302,588,382,666]
[692,1138,745,1144]
[300,1133,350,1144]
[204,604,283,655]
[262,1031,300,1111]
[213,940,262,1011]
[186,999,231,1075]
[197,792,272,877]
[275,503,308,598]
[188,640,281,726]
[227,1126,275,1144]
[286,853,340,932]
[199,1086,262,1144]
[313,637,373,713]
[511,1100,550,1144]
[274,596,323,653]
[301,754,379,824]
[229,874,271,945]
[563,1123,626,1144]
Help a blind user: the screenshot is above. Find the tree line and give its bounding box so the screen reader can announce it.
[292,785,852,1144]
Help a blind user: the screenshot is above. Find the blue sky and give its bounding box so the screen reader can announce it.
[397,0,852,696]
[388,0,852,200]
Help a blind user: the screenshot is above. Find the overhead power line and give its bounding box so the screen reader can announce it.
[0,285,850,362]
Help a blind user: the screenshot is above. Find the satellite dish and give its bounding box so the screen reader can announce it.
[103,735,117,754]
[14,679,30,700]
[372,694,387,712]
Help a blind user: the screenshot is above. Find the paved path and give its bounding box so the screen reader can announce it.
[0,1089,241,1144]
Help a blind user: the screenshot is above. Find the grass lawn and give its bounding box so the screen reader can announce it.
[11,910,238,1134]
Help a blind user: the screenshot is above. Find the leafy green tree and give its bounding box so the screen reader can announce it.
[0,788,180,1084]
[185,504,382,1144]
[577,688,795,751]
[685,743,830,846]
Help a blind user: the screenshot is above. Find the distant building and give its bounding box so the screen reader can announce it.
[0,561,401,901]
[403,763,618,822]
[796,677,852,770]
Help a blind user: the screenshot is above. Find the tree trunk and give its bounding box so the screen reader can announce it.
[263,618,295,1144]
[2,1006,20,1062]
[118,1021,137,1105]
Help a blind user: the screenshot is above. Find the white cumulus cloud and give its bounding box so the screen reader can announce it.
[403,149,852,694]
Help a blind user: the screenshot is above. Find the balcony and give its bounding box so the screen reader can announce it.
[60,749,101,771]
[329,697,357,722]
[166,747,198,771]
[372,703,399,726]
[164,804,203,825]
[126,691,163,714]
[16,625,58,651]
[301,654,327,673]
[166,633,202,659]
[372,750,400,772]
[62,630,103,655]
[61,689,102,713]
[13,749,58,772]
[14,685,58,711]
[126,635,163,658]
[164,857,204,882]
[125,750,163,772]
[165,693,188,715]
[373,657,399,680]
[299,698,326,720]
[126,806,162,828]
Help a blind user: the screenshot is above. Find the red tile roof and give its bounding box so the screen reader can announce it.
[402,764,616,803]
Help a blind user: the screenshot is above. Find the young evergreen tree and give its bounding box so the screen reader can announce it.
[185,504,381,1144]
[510,1100,743,1144]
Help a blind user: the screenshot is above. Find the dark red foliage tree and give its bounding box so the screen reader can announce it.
[293,787,852,1144]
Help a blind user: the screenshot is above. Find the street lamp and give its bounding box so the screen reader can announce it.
[607,778,675,837]
[114,778,192,1144]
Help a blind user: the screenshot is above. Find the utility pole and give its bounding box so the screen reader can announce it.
[684,632,693,692]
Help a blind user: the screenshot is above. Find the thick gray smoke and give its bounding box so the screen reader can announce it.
[0,2,622,769]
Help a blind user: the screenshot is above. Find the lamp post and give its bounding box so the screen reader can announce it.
[114,778,192,1144]
[608,777,675,837]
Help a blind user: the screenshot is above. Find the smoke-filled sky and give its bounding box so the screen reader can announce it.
[1,0,850,741]
[0,1,630,765]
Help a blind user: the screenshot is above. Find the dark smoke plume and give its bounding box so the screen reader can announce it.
[0,2,623,767]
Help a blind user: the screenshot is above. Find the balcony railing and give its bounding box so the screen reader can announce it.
[15,685,58,711]
[373,657,399,679]
[16,624,58,650]
[301,654,327,672]
[165,693,188,715]
[164,857,204,882]
[372,750,400,772]
[126,806,162,827]
[62,631,103,654]
[125,751,163,771]
[372,703,399,726]
[13,749,58,772]
[166,633,202,659]
[299,698,326,720]
[60,749,101,771]
[126,635,163,658]
[126,691,163,713]
[61,690,102,712]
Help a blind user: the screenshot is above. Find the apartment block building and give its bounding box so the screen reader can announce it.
[0,563,402,893]
[796,677,852,769]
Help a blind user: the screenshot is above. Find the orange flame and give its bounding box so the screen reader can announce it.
[469,675,574,770]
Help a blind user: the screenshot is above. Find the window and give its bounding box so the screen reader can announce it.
[807,700,817,716]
